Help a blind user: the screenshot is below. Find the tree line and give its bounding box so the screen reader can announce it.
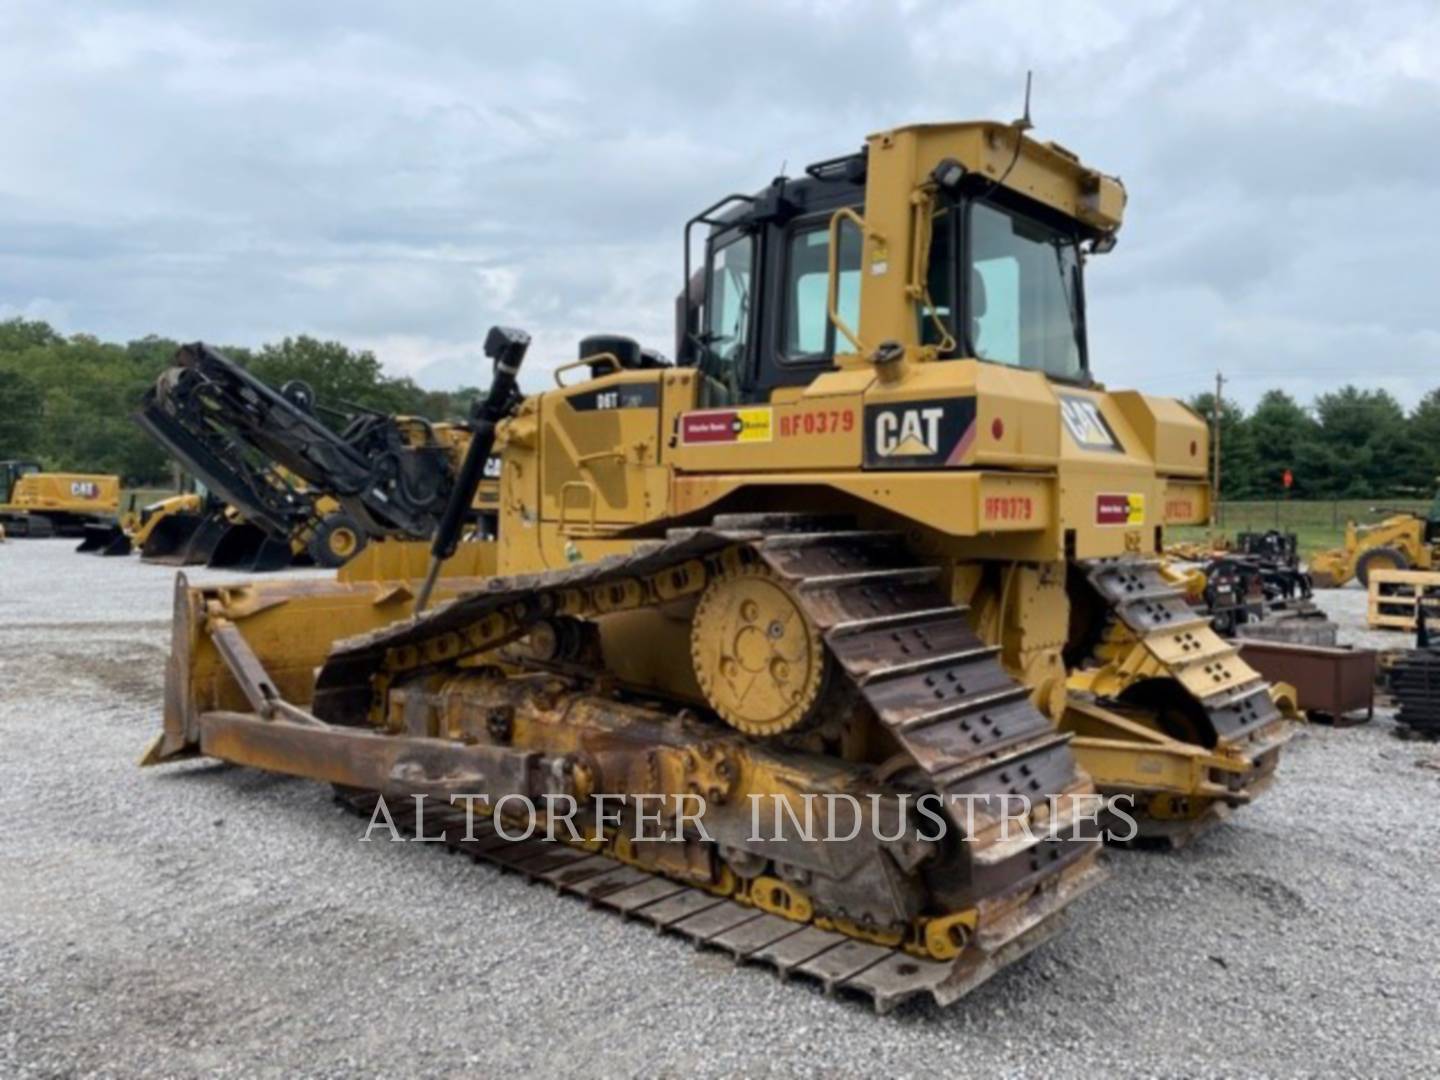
[2,316,1436,496]
[0,319,481,484]
[1191,387,1440,500]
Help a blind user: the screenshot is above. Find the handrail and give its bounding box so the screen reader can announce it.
[558,480,598,535]
[907,189,956,357]
[826,207,874,354]
[554,353,620,388]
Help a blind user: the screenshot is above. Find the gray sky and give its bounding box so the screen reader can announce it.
[2,1,1436,407]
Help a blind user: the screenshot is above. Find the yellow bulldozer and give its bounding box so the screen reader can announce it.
[0,460,121,538]
[141,119,1295,1011]
[1309,490,1440,587]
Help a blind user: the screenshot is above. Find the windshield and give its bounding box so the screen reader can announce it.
[967,201,1085,379]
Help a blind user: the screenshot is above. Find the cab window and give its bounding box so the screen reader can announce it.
[968,201,1084,378]
[701,233,755,395]
[782,222,860,361]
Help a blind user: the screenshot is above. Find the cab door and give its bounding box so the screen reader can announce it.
[538,369,666,535]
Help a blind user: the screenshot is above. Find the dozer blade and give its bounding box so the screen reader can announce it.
[140,511,224,566]
[76,522,132,556]
[206,521,294,573]
[142,555,494,766]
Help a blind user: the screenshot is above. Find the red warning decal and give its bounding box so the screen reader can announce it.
[1096,492,1145,526]
[679,408,772,445]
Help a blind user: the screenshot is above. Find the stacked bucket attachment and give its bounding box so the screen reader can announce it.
[163,520,1107,1012]
[203,521,294,572]
[140,508,293,572]
[75,521,132,556]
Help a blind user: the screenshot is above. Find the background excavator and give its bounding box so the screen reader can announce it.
[0,460,120,538]
[141,118,1295,1011]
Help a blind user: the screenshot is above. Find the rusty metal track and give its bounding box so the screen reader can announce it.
[748,521,1098,897]
[338,793,1089,1014]
[314,514,1104,1010]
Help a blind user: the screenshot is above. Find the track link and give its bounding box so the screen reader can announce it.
[750,523,1097,898]
[338,791,1095,1014]
[1082,559,1293,791]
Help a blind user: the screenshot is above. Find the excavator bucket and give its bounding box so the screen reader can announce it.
[141,510,229,566]
[75,522,133,556]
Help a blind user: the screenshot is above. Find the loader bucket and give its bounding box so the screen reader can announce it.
[76,523,133,556]
[206,521,267,570]
[247,535,297,573]
[206,522,293,572]
[141,511,228,566]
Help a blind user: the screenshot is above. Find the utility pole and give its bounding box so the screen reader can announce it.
[1212,370,1225,528]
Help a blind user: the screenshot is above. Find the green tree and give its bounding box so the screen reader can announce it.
[1406,388,1440,496]
[249,337,391,414]
[1247,390,1322,497]
[1190,391,1257,498]
[1313,386,1409,498]
[0,317,63,352]
[0,367,44,458]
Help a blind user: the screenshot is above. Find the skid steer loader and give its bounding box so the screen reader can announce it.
[143,119,1294,1011]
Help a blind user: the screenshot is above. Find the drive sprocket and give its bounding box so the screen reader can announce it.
[689,561,828,737]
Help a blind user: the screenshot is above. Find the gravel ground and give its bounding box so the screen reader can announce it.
[2,540,1437,1078]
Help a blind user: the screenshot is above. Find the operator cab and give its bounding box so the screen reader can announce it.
[679,148,1100,404]
[0,460,41,504]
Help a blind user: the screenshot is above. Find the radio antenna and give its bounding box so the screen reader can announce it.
[1013,70,1034,132]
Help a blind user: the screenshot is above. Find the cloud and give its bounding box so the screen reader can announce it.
[0,0,1436,407]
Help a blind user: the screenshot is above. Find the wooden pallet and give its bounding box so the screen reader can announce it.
[1368,569,1440,632]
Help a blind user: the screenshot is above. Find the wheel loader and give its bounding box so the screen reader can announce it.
[142,119,1294,1011]
[0,460,121,537]
[1309,489,1440,587]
